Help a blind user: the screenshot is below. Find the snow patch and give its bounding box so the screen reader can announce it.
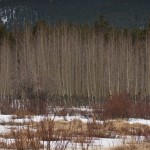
[128,118,150,126]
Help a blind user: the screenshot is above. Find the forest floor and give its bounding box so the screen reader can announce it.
[0,107,150,149]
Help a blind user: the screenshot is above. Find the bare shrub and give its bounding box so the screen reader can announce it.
[132,101,150,119]
[87,119,114,138]
[10,126,43,149]
[0,100,14,114]
[36,118,56,143]
[104,93,132,119]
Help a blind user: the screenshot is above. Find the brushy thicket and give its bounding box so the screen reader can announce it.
[0,18,150,117]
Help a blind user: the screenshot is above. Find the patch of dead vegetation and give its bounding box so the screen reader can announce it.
[11,109,34,119]
[1,118,150,140]
[0,117,150,149]
[87,119,150,138]
[105,120,150,136]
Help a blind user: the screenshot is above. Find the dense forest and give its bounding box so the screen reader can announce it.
[0,17,150,114]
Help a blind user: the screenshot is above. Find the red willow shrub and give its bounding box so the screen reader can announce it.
[103,93,132,119]
[132,100,150,119]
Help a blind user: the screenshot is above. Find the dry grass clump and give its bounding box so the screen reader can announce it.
[0,140,19,149]
[12,109,33,119]
[10,126,43,149]
[36,118,56,141]
[0,140,8,149]
[62,119,87,137]
[110,120,150,137]
[0,120,24,126]
[0,128,43,149]
[0,139,42,149]
[87,119,150,138]
[36,118,87,140]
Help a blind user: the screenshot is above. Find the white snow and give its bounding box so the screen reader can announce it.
[0,114,150,149]
[0,115,12,123]
[0,114,100,124]
[0,125,11,134]
[128,118,150,126]
[0,138,127,150]
[1,16,7,24]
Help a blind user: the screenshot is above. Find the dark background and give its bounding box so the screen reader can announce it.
[0,0,150,28]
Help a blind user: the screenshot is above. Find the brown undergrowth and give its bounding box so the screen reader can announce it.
[0,119,89,149]
[0,117,149,149]
[87,119,150,138]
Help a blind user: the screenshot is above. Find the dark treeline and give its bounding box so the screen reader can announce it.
[1,0,150,28]
[0,17,150,110]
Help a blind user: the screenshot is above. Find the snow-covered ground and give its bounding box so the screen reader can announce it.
[41,138,127,150]
[0,112,150,149]
[128,118,150,126]
[0,137,126,150]
[1,114,150,126]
